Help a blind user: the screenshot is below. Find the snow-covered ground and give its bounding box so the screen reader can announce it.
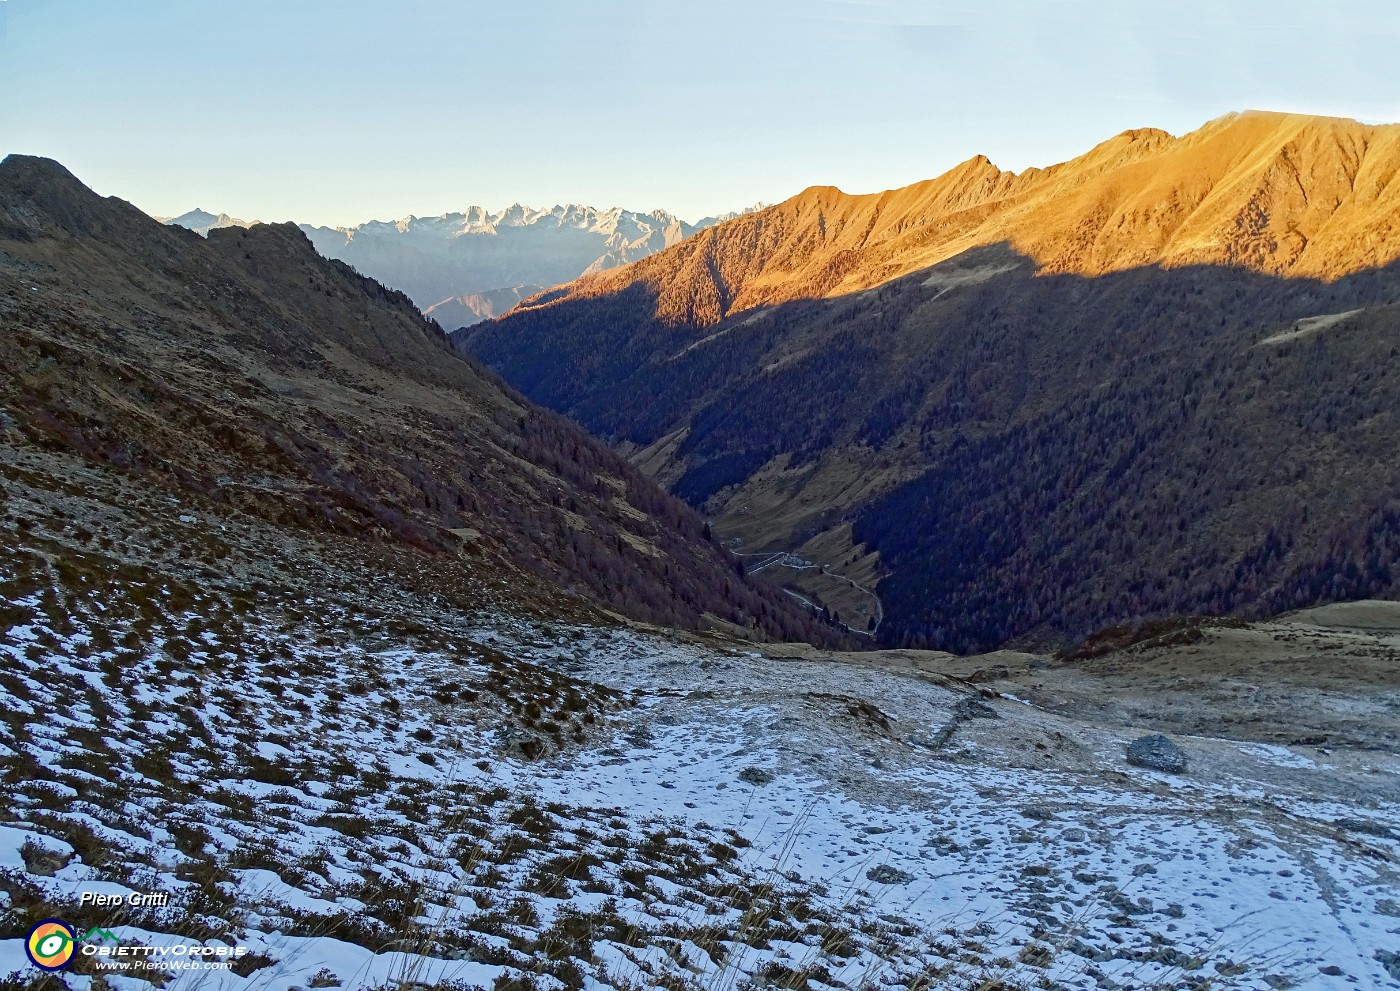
[486,627,1400,990]
[2,542,1399,990]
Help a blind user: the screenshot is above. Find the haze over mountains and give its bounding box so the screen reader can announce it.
[155,206,253,236]
[463,111,1400,652]
[423,284,546,327]
[301,204,764,326]
[300,204,688,316]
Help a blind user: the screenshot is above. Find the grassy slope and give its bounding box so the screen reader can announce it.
[0,154,843,647]
[3,453,1396,990]
[0,453,914,991]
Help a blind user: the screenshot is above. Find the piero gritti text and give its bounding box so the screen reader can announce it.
[78,889,170,907]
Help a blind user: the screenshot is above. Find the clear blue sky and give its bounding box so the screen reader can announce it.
[3,0,1395,227]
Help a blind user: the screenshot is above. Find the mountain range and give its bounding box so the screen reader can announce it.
[160,202,764,327]
[298,204,762,326]
[461,110,1400,652]
[422,285,546,327]
[1,154,837,646]
[7,146,1400,991]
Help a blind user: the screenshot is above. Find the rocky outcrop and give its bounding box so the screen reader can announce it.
[1126,734,1188,773]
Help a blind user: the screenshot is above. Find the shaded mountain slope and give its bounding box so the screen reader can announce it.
[0,154,842,644]
[461,112,1400,652]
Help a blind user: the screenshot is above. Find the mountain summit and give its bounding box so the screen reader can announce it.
[156,206,253,236]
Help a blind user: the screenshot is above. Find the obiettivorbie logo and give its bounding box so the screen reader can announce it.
[25,919,77,971]
[24,919,247,972]
[25,922,120,970]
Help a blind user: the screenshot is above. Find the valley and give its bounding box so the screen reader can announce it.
[462,112,1400,653]
[740,550,883,636]
[8,1,1400,988]
[0,154,837,649]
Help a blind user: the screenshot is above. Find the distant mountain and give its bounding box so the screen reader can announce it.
[461,111,1400,652]
[0,155,840,645]
[696,205,767,228]
[297,202,765,323]
[156,201,767,326]
[423,285,544,329]
[156,207,253,236]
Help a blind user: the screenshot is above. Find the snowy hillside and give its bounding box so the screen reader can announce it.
[2,450,1397,991]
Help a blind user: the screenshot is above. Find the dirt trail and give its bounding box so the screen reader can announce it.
[741,549,884,634]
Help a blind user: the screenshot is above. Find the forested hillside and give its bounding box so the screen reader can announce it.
[462,112,1400,651]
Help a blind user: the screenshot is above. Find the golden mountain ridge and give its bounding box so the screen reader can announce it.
[540,111,1400,326]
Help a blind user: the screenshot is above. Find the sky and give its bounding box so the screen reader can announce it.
[3,0,1397,227]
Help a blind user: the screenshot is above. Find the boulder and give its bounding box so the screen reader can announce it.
[955,697,999,720]
[967,664,1011,683]
[1126,734,1187,773]
[866,864,914,885]
[739,766,775,786]
[1375,950,1400,982]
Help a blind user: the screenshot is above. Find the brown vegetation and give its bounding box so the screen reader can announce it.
[0,154,845,645]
